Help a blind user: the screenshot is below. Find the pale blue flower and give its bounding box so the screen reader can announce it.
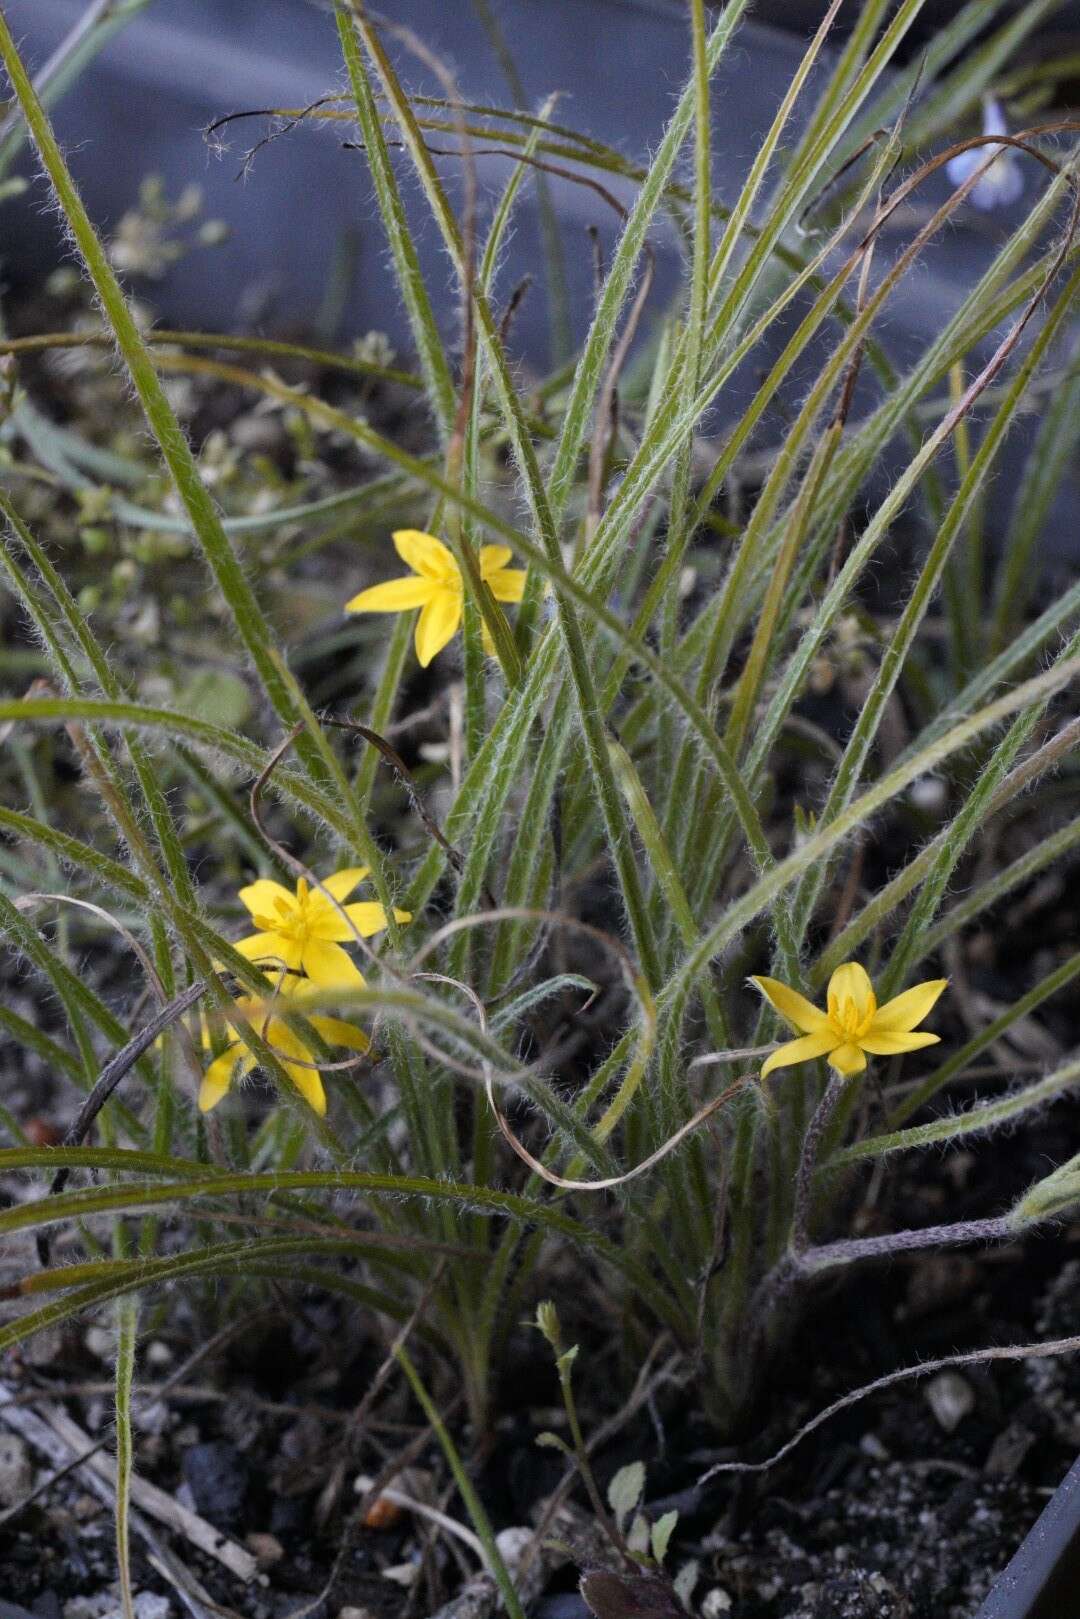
[946,97,1024,211]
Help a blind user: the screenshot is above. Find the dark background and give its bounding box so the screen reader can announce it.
[2,0,1075,354]
[2,0,1078,549]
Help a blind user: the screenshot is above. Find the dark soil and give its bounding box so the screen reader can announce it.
[0,1064,1077,1618]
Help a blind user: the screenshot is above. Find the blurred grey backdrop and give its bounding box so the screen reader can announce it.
[1,0,1078,550]
[1,2,1074,353]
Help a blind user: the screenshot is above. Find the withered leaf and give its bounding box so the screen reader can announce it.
[580,1569,684,1619]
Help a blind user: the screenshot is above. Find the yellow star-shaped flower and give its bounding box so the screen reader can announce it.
[751,961,947,1079]
[233,867,410,990]
[345,529,526,667]
[199,972,370,1115]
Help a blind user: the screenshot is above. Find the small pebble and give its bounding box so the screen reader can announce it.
[353,1476,403,1529]
[381,1563,418,1588]
[495,1526,533,1570]
[984,1422,1036,1478]
[245,1531,286,1569]
[23,1118,61,1147]
[360,1494,402,1530]
[532,1598,589,1619]
[84,1327,114,1361]
[813,1568,905,1618]
[132,1398,170,1436]
[181,1440,249,1529]
[925,1371,976,1434]
[63,1600,115,1619]
[230,414,286,454]
[269,1493,308,1536]
[101,1598,171,1619]
[21,1328,63,1368]
[0,1435,33,1507]
[909,776,947,813]
[0,1597,38,1619]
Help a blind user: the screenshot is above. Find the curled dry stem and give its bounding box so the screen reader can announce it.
[410,907,747,1189]
[409,903,652,1091]
[13,892,208,1267]
[697,1332,1080,1481]
[34,977,208,1268]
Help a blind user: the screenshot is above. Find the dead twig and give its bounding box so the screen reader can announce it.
[33,978,208,1269]
[296,1262,451,1617]
[0,1378,258,1582]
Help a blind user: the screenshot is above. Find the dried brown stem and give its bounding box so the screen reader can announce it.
[33,979,208,1269]
[697,1331,1080,1481]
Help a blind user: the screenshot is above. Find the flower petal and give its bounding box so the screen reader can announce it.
[415,589,462,666]
[828,1041,867,1077]
[342,900,411,937]
[260,1017,310,1064]
[970,159,1024,210]
[302,936,367,989]
[260,1018,328,1115]
[760,1029,836,1077]
[233,930,303,973]
[870,978,948,1034]
[946,146,1024,210]
[198,1009,230,1052]
[392,528,456,579]
[946,149,985,186]
[479,544,513,576]
[315,900,403,942]
[346,576,435,614]
[199,1044,242,1112]
[858,1030,940,1057]
[320,867,370,904]
[485,568,527,603]
[826,962,875,1023]
[237,878,294,920]
[310,1014,371,1053]
[751,975,829,1035]
[283,1060,327,1115]
[262,971,305,999]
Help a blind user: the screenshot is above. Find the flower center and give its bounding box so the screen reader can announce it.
[829,994,874,1041]
[253,880,326,952]
[443,558,464,596]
